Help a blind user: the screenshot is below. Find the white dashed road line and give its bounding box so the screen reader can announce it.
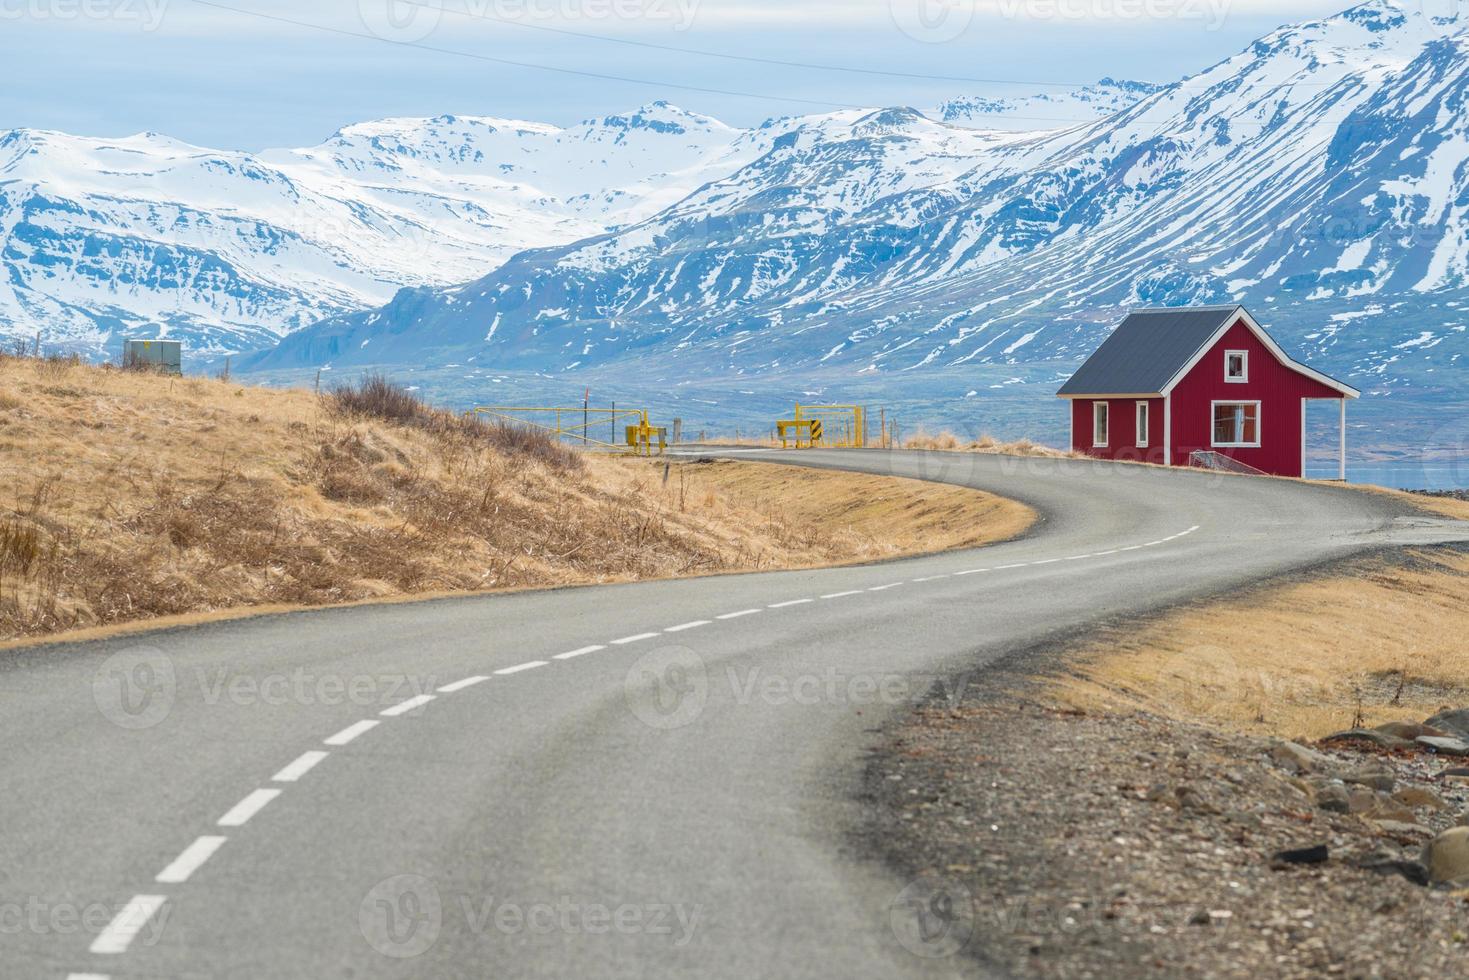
[324,720,379,746]
[86,521,1207,975]
[611,633,660,646]
[380,694,435,717]
[218,789,281,828]
[273,751,328,783]
[553,646,605,661]
[438,675,490,692]
[664,621,711,633]
[155,836,228,885]
[496,661,548,675]
[90,895,167,955]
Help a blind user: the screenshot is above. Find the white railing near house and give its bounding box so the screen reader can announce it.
[1188,451,1266,476]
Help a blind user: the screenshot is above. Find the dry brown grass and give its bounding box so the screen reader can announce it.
[1051,549,1469,741]
[901,429,1077,458]
[1358,485,1469,522]
[0,357,1030,643]
[605,457,1035,566]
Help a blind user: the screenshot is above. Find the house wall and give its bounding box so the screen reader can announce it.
[1071,396,1167,465]
[1168,319,1343,477]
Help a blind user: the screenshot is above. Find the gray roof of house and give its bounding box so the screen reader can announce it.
[1058,306,1242,397]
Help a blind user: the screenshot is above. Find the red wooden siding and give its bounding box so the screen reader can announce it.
[1071,396,1167,465]
[1168,319,1341,477]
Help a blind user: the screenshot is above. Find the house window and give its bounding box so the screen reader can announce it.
[1225,350,1248,383]
[1092,402,1109,447]
[1135,401,1149,447]
[1212,402,1260,447]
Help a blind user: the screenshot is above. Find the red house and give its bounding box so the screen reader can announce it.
[1058,306,1359,478]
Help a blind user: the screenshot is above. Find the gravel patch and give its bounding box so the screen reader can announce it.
[862,699,1469,978]
[1410,489,1469,502]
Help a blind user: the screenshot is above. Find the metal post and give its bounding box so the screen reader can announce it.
[1339,399,1347,482]
[583,389,589,446]
[611,401,616,444]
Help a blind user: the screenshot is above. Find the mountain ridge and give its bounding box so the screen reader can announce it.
[245,0,1468,452]
[0,86,1148,360]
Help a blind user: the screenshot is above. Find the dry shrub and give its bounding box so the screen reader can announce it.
[329,372,424,423]
[0,519,43,574]
[903,429,1072,458]
[329,373,580,473]
[34,353,81,379]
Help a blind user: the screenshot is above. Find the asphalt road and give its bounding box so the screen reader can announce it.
[5,450,1468,980]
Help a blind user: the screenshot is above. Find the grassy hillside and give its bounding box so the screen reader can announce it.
[0,356,1030,643]
[1052,541,1469,739]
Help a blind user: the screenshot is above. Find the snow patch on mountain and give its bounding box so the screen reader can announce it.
[250,0,1469,429]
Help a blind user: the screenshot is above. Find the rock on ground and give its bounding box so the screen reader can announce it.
[862,700,1469,978]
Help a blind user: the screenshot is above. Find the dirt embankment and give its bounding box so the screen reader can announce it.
[0,356,1031,645]
[866,538,1469,978]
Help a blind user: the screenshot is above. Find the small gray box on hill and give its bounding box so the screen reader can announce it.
[123,339,182,375]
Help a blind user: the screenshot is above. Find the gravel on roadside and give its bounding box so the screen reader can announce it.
[861,699,1469,979]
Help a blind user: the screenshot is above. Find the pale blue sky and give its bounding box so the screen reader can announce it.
[3,0,1355,149]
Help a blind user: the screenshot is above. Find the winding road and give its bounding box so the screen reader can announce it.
[4,450,1467,979]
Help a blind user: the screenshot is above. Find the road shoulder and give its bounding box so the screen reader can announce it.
[858,544,1469,977]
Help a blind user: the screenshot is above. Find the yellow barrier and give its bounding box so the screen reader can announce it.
[777,419,821,448]
[625,420,668,456]
[777,404,865,448]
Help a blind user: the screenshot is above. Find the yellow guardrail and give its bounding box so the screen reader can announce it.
[777,404,866,449]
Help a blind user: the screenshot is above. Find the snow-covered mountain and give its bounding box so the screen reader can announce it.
[1,87,1154,359]
[253,0,1468,448]
[936,78,1165,130]
[0,102,792,355]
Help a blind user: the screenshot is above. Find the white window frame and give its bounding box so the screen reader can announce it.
[1224,349,1249,383]
[1135,401,1149,447]
[1211,400,1262,448]
[1092,401,1109,448]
